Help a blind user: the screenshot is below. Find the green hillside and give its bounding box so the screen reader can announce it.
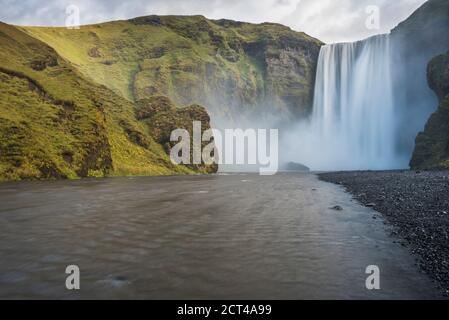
[0,15,321,181]
[20,15,322,122]
[0,22,215,181]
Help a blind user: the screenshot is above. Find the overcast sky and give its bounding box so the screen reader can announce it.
[0,0,428,43]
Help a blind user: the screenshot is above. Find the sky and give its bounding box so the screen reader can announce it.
[0,0,428,43]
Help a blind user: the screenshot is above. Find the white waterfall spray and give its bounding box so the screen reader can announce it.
[286,34,409,171]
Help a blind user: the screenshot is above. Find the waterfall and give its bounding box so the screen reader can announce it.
[291,34,409,171]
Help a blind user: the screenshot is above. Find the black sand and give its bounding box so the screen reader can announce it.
[319,170,449,296]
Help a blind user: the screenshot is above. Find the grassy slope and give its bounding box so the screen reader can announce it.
[0,22,198,181]
[20,16,322,121]
[1,15,321,182]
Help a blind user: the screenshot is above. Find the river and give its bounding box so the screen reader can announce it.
[0,173,440,299]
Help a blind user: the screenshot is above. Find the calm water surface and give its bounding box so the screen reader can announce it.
[0,173,441,299]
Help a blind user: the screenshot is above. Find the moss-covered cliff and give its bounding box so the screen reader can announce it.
[410,51,449,169]
[0,16,321,181]
[0,22,216,181]
[21,15,322,122]
[0,14,323,181]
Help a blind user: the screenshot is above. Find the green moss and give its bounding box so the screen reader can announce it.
[21,16,322,119]
[0,22,211,181]
[0,15,324,181]
[136,96,218,173]
[410,51,449,170]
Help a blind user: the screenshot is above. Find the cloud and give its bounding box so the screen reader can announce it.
[282,0,428,43]
[0,0,428,43]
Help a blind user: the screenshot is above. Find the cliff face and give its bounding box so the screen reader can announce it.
[387,0,449,169]
[21,16,322,123]
[410,51,449,169]
[391,0,449,85]
[1,16,321,181]
[390,0,449,159]
[0,22,216,181]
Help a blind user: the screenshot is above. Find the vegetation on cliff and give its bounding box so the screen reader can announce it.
[0,15,322,181]
[21,15,322,122]
[411,51,449,169]
[390,0,449,160]
[0,22,215,181]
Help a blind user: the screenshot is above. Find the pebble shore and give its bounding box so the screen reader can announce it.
[319,170,449,296]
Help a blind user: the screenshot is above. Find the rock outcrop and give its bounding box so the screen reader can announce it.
[135,96,218,173]
[390,0,449,159]
[411,51,449,169]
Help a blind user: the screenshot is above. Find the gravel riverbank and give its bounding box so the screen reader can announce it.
[319,170,449,296]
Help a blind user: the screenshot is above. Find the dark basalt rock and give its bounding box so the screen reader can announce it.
[330,205,343,211]
[411,50,449,169]
[283,162,310,172]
